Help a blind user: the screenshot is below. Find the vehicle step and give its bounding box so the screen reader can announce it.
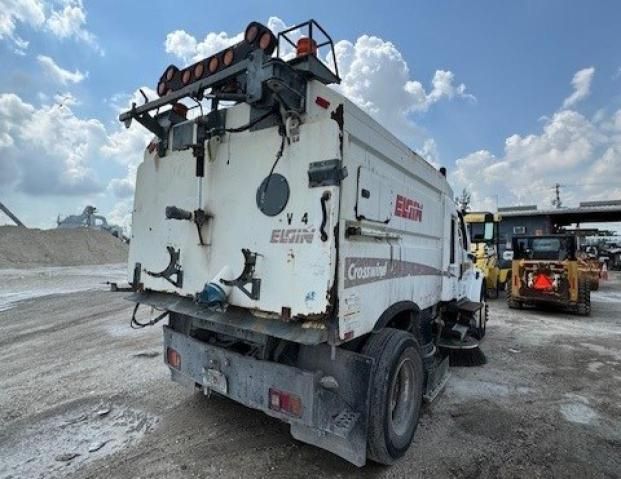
[327,409,359,438]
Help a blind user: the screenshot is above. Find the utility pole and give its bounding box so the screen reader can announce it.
[551,183,563,209]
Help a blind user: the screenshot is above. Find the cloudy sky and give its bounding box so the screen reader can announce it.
[1,0,620,231]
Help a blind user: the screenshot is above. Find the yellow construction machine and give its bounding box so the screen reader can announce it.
[464,211,510,298]
[507,234,590,315]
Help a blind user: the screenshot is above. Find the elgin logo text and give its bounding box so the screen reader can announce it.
[395,195,423,222]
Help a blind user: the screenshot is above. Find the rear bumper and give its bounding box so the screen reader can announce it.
[163,326,373,466]
[514,293,575,306]
[129,291,328,345]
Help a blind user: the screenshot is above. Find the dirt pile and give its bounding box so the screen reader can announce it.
[0,226,128,268]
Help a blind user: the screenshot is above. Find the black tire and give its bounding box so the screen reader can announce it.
[590,279,599,291]
[362,328,423,465]
[577,277,591,316]
[506,280,522,309]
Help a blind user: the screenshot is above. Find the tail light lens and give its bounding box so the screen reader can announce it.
[166,347,181,369]
[269,388,302,417]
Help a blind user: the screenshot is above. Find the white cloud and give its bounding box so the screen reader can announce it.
[420,138,440,168]
[452,87,621,212]
[105,197,133,232]
[102,87,157,221]
[0,0,45,53]
[37,54,86,85]
[0,92,107,195]
[0,0,100,54]
[45,0,102,53]
[164,30,198,63]
[330,35,473,150]
[108,176,135,198]
[562,67,595,109]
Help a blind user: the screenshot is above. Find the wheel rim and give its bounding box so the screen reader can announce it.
[389,357,416,437]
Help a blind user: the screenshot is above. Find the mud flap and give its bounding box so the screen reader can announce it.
[292,345,373,467]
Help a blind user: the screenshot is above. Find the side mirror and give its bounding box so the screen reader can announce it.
[503,250,514,261]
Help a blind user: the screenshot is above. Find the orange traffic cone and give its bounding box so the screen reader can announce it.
[601,262,608,281]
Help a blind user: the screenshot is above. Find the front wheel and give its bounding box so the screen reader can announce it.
[362,328,423,465]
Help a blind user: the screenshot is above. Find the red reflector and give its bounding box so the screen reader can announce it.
[268,388,302,417]
[513,274,518,287]
[533,273,553,290]
[315,96,330,109]
[166,347,181,369]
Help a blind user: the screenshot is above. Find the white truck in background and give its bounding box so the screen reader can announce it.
[119,19,486,466]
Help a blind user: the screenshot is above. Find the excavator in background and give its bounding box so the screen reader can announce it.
[57,206,127,242]
[464,211,509,298]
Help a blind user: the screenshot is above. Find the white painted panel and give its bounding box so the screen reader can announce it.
[356,166,393,223]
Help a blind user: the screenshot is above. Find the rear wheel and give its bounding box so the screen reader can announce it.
[577,277,591,316]
[362,328,423,465]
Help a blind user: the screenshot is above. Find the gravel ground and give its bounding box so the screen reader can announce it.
[0,226,128,269]
[1,269,619,479]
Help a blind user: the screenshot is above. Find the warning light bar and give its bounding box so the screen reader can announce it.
[156,21,276,97]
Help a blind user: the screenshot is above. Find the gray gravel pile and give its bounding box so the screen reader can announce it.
[0,226,128,268]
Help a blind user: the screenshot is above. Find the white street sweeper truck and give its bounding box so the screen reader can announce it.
[119,19,487,466]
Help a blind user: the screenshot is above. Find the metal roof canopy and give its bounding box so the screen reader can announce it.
[498,203,621,225]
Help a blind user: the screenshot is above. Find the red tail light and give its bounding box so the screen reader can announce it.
[533,273,553,290]
[269,388,302,417]
[315,96,330,109]
[166,347,181,369]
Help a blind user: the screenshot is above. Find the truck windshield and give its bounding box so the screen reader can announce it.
[512,237,574,261]
[469,222,494,243]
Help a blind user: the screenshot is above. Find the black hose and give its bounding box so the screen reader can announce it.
[130,303,169,329]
